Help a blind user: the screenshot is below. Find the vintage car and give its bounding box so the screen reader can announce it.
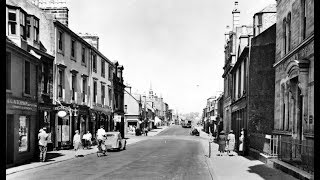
[104,132,126,151]
[190,127,200,136]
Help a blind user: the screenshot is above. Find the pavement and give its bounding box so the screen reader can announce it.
[6,125,169,176]
[197,126,300,180]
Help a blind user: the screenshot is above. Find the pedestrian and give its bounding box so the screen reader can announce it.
[144,127,148,136]
[85,131,92,149]
[217,130,227,156]
[82,132,87,149]
[96,126,107,151]
[73,130,82,157]
[239,128,246,156]
[227,130,236,156]
[38,127,48,162]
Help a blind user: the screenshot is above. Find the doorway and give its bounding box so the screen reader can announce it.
[6,114,14,165]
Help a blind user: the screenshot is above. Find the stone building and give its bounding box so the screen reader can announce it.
[113,61,125,138]
[272,0,314,173]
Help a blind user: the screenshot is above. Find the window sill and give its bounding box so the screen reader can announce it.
[23,93,32,98]
[57,50,64,56]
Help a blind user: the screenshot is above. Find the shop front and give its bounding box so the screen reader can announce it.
[89,107,112,141]
[6,96,38,168]
[53,103,76,150]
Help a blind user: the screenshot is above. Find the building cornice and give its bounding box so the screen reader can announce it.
[273,34,314,68]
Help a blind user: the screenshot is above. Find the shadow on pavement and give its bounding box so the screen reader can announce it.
[247,164,293,180]
[46,152,64,160]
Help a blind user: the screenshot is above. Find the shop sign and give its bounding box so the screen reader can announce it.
[7,97,37,112]
[57,110,67,118]
[114,115,121,122]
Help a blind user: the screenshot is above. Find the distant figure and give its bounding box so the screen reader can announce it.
[73,130,82,157]
[38,128,48,162]
[218,130,227,156]
[144,127,148,136]
[239,128,246,156]
[83,131,92,149]
[227,130,236,156]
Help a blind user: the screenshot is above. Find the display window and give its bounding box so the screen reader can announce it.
[19,116,29,152]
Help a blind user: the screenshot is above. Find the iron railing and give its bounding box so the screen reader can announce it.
[278,136,314,173]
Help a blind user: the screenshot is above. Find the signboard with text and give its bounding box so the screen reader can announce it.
[7,97,37,112]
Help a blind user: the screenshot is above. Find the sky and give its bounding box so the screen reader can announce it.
[67,0,275,114]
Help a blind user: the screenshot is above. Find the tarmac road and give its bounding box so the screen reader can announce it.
[7,125,213,180]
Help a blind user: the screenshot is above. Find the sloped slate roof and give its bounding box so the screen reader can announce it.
[258,4,276,13]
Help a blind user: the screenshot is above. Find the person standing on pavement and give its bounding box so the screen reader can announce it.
[85,131,92,149]
[144,127,148,136]
[217,130,227,156]
[73,130,82,157]
[239,128,246,156]
[38,128,48,162]
[227,130,236,156]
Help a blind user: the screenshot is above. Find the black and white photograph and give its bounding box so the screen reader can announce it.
[6,0,314,179]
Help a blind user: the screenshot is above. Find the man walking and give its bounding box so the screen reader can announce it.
[38,128,48,162]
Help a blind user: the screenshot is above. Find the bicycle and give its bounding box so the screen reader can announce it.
[96,138,107,157]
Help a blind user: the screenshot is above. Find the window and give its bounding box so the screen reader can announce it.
[283,18,287,54]
[81,47,86,65]
[101,84,105,105]
[24,61,30,94]
[71,74,77,100]
[108,88,112,106]
[71,39,76,59]
[82,77,87,103]
[34,18,39,42]
[58,31,63,52]
[93,54,97,72]
[19,116,29,152]
[93,80,97,103]
[8,9,17,35]
[41,63,49,94]
[58,69,64,97]
[287,13,291,51]
[108,66,113,79]
[26,16,31,38]
[6,52,11,90]
[238,67,241,97]
[20,12,26,39]
[243,58,247,93]
[101,60,105,77]
[302,0,307,39]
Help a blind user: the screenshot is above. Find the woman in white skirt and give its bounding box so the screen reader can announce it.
[73,130,81,157]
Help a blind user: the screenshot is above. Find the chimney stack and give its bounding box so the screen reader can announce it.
[232,1,240,31]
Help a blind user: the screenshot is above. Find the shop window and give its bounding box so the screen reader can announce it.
[8,9,17,35]
[6,52,11,90]
[24,61,31,94]
[19,116,29,152]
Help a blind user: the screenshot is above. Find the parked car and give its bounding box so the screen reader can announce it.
[104,132,126,151]
[190,127,200,136]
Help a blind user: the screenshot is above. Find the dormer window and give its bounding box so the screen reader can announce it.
[34,18,39,42]
[8,9,17,35]
[26,16,31,38]
[20,12,26,40]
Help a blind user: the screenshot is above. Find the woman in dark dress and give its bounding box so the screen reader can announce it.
[218,130,227,156]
